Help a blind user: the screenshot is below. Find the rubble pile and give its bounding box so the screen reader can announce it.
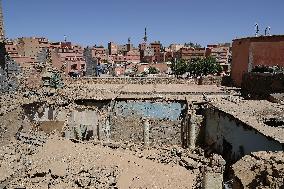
[121,144,225,188]
[0,136,203,189]
[232,151,284,189]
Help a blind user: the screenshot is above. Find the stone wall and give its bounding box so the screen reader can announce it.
[197,76,222,86]
[68,77,196,85]
[67,76,223,85]
[241,72,284,99]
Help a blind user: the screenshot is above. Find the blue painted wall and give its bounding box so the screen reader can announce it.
[114,101,186,121]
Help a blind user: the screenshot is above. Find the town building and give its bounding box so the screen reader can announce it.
[231,35,284,86]
[108,42,118,55]
[91,46,108,63]
[169,44,184,52]
[17,37,50,58]
[206,44,231,72]
[125,49,141,63]
[5,40,18,57]
[150,41,161,55]
[176,47,206,60]
[55,42,86,76]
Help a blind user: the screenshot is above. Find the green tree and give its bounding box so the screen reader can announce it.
[184,42,202,48]
[132,64,138,75]
[171,59,188,76]
[148,66,159,74]
[188,57,222,77]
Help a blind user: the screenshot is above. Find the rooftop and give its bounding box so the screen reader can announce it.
[208,96,284,143]
[233,35,284,42]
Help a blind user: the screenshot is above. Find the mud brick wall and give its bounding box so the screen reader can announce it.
[110,100,186,146]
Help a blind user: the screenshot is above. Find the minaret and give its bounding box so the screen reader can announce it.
[143,27,148,43]
[0,0,5,42]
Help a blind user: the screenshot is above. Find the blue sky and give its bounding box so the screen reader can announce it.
[3,0,284,47]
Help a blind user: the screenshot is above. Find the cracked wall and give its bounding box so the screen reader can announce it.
[21,100,190,146]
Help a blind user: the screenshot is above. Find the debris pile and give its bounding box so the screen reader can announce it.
[0,136,201,189]
[232,151,284,189]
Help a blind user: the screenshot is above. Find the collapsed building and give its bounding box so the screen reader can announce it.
[0,0,283,187]
[0,76,283,188]
[0,53,21,93]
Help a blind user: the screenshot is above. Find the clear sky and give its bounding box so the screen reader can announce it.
[3,0,284,47]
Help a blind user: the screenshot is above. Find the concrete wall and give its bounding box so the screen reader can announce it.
[251,41,284,67]
[204,108,283,162]
[231,39,251,87]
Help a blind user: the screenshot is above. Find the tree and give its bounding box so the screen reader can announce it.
[184,42,202,48]
[132,64,138,75]
[188,57,222,77]
[171,59,188,76]
[148,66,159,74]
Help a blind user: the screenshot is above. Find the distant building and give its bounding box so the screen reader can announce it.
[169,44,184,52]
[113,54,126,63]
[151,42,163,63]
[125,49,141,63]
[108,42,118,55]
[91,46,108,63]
[150,42,161,55]
[84,47,97,77]
[206,44,231,72]
[117,44,128,54]
[55,42,86,76]
[5,40,18,58]
[231,35,284,86]
[17,37,50,58]
[176,47,206,60]
[139,42,147,51]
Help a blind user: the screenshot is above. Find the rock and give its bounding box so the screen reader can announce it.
[180,156,199,169]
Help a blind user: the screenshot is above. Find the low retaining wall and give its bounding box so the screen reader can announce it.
[197,76,222,86]
[68,77,195,85]
[66,76,223,85]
